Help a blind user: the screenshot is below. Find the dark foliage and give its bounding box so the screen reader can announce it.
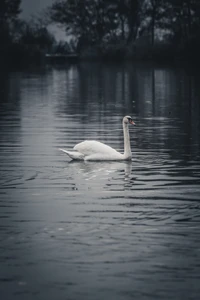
[0,0,56,65]
[48,0,200,61]
[1,0,200,63]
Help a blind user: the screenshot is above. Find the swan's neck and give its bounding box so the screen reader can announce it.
[123,121,131,159]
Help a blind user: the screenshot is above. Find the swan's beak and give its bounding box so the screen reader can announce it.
[130,120,135,125]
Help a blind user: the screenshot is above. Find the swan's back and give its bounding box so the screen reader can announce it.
[74,140,120,156]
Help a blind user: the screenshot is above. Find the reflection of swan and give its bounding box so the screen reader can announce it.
[60,116,135,161]
[68,160,132,180]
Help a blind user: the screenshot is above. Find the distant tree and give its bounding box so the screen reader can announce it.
[148,0,160,45]
[47,0,200,60]
[52,40,71,54]
[107,0,142,43]
[5,18,55,63]
[0,0,21,34]
[125,0,142,43]
[16,19,55,52]
[0,0,21,55]
[168,0,200,41]
[48,0,119,50]
[0,0,21,23]
[143,0,200,44]
[140,0,171,45]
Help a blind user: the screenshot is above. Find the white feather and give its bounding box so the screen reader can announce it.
[59,149,84,160]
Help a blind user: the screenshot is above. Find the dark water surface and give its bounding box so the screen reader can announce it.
[0,63,200,300]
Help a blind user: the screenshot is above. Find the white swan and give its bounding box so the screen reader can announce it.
[59,116,135,161]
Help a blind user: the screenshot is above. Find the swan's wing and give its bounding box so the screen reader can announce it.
[59,148,84,160]
[74,140,120,156]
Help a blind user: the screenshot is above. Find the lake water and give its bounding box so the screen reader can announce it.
[0,62,200,300]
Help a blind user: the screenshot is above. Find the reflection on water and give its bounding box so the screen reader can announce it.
[0,63,200,300]
[65,161,133,193]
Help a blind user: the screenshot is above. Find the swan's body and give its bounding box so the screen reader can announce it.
[60,140,125,161]
[60,116,135,161]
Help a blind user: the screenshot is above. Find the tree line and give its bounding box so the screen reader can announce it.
[0,0,56,65]
[48,0,200,60]
[1,0,200,63]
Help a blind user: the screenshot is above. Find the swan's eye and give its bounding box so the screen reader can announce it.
[128,117,135,125]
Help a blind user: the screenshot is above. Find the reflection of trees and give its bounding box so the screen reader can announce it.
[54,63,200,160]
[130,64,200,159]
[0,70,21,168]
[55,63,134,122]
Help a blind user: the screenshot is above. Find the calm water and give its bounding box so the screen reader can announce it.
[0,62,200,300]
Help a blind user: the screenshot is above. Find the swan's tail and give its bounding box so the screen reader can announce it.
[59,148,84,160]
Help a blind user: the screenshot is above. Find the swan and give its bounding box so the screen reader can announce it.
[59,116,135,161]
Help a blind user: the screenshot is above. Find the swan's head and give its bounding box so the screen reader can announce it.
[123,116,135,125]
